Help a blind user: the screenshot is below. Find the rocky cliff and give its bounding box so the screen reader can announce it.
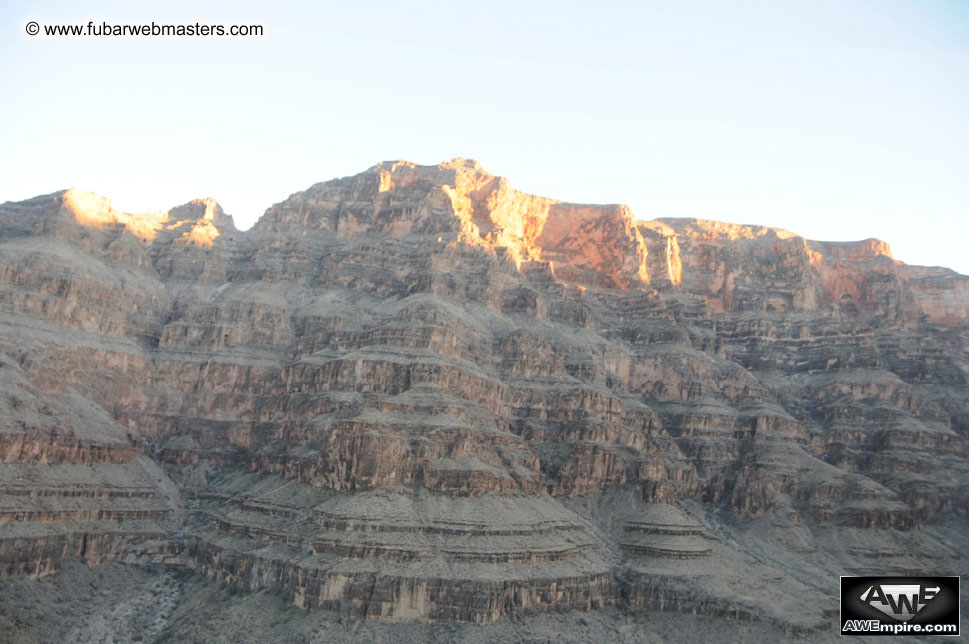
[1,159,967,640]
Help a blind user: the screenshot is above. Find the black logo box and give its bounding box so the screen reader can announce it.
[841,576,960,637]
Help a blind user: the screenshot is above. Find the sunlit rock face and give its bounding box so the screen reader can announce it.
[0,159,967,635]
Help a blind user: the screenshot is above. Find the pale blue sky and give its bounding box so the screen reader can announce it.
[2,1,967,273]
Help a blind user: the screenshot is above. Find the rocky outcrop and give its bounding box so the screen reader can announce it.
[0,159,967,634]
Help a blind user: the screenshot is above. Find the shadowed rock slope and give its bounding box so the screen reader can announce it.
[1,159,967,639]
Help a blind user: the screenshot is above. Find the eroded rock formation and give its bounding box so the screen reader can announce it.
[1,159,967,636]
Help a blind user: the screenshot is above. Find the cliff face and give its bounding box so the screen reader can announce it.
[1,159,967,635]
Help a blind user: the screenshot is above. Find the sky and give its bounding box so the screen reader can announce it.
[2,0,968,273]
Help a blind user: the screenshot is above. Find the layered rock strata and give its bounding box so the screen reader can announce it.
[0,159,967,633]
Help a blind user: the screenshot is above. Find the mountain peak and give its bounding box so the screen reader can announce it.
[366,158,486,173]
[255,159,648,288]
[58,188,232,247]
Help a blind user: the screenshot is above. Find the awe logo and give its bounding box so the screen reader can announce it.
[841,576,960,637]
[860,583,940,621]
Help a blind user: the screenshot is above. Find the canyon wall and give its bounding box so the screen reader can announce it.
[1,159,967,635]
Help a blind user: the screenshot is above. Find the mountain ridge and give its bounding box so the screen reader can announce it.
[14,158,967,326]
[1,159,967,640]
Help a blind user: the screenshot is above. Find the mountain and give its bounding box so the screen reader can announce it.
[1,159,967,642]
